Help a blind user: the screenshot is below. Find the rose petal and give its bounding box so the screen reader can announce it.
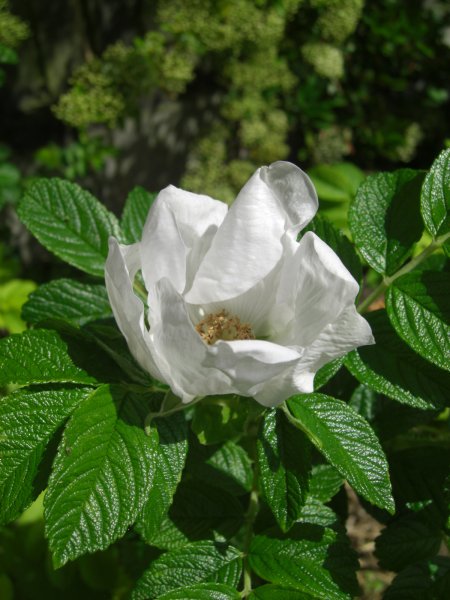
[150,278,232,402]
[253,305,374,407]
[204,339,301,397]
[140,185,227,294]
[272,231,360,347]
[105,238,165,382]
[185,162,318,305]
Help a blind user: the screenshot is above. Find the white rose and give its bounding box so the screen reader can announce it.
[105,161,373,407]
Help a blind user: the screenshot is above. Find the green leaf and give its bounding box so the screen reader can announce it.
[22,279,112,326]
[158,583,240,599]
[121,186,156,243]
[386,271,450,371]
[132,541,242,600]
[389,446,450,523]
[0,278,36,333]
[257,409,311,532]
[250,585,317,599]
[348,385,378,421]
[0,44,18,65]
[0,329,98,386]
[17,178,121,277]
[308,465,343,504]
[375,513,443,572]
[313,357,344,391]
[287,394,394,513]
[345,310,450,410]
[249,525,359,600]
[384,557,450,600]
[421,148,450,238]
[146,480,244,549]
[308,163,365,204]
[303,216,362,282]
[0,386,91,525]
[349,169,425,275]
[136,412,188,544]
[192,395,251,445]
[44,384,159,567]
[187,439,253,496]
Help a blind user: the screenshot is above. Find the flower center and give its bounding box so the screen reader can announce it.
[195,309,255,345]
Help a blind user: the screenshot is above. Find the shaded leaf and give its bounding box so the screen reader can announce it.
[421,148,450,238]
[121,187,156,243]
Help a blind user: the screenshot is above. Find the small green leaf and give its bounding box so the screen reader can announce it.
[304,216,362,282]
[375,512,443,572]
[121,186,156,243]
[249,585,317,599]
[136,412,188,544]
[0,329,98,386]
[349,169,425,275]
[192,395,250,445]
[257,409,311,532]
[0,386,91,525]
[144,480,244,549]
[384,557,450,599]
[346,310,450,410]
[187,439,253,496]
[0,44,18,65]
[158,583,240,599]
[308,464,343,504]
[287,393,394,513]
[17,178,121,277]
[22,279,112,326]
[421,148,450,238]
[44,385,159,567]
[249,525,359,600]
[314,357,344,390]
[386,271,450,371]
[132,541,242,600]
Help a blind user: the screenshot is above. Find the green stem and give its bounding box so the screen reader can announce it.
[357,232,450,314]
[144,395,204,434]
[241,413,262,598]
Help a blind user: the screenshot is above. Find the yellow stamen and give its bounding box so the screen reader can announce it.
[196,309,255,345]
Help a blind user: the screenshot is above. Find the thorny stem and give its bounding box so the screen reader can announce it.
[357,232,450,314]
[241,412,263,598]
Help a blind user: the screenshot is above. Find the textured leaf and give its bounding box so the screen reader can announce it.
[287,394,394,513]
[158,583,240,600]
[146,480,244,549]
[17,178,121,277]
[136,412,188,544]
[249,525,359,600]
[0,329,98,386]
[121,186,156,243]
[314,357,345,390]
[0,386,90,525]
[384,557,450,600]
[249,585,316,599]
[188,439,253,496]
[346,310,450,410]
[22,279,112,326]
[349,169,425,275]
[386,271,450,371]
[375,513,442,572]
[132,541,242,600]
[257,409,311,531]
[421,148,450,238]
[348,385,378,421]
[304,216,362,281]
[44,385,159,567]
[308,464,343,504]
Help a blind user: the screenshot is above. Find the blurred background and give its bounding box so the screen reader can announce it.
[0,1,450,598]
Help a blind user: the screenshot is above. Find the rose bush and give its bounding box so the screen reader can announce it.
[105,161,373,406]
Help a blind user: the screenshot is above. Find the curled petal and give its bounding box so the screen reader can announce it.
[105,238,165,382]
[273,231,359,347]
[185,162,318,305]
[204,339,301,397]
[140,185,227,294]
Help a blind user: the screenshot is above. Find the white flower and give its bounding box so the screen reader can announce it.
[105,161,373,407]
